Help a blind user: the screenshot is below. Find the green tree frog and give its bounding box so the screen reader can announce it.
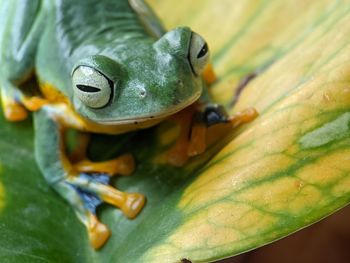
[0,0,257,249]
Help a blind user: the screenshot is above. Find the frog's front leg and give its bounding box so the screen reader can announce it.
[68,132,135,176]
[0,81,29,121]
[0,0,46,121]
[166,104,196,166]
[0,80,48,121]
[187,104,258,156]
[167,103,258,166]
[34,107,145,249]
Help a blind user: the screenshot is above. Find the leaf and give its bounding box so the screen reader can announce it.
[0,119,91,262]
[1,0,350,262]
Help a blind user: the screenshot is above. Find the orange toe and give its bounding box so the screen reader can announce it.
[202,63,217,85]
[3,102,28,122]
[88,214,111,250]
[122,193,146,219]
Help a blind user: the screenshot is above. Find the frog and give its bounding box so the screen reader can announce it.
[0,0,257,249]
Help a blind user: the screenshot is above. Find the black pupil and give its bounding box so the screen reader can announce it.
[197,43,208,59]
[76,84,101,93]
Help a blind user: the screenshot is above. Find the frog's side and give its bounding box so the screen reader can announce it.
[0,0,257,249]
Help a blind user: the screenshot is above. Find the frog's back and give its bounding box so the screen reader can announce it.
[37,0,153,100]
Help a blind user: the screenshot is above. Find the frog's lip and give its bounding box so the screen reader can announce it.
[93,91,201,125]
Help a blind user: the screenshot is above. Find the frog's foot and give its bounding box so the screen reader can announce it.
[1,92,49,122]
[1,93,28,122]
[73,154,135,176]
[68,174,145,219]
[61,173,145,248]
[87,213,111,249]
[2,101,28,121]
[228,107,258,127]
[52,174,113,249]
[101,188,146,219]
[200,104,258,128]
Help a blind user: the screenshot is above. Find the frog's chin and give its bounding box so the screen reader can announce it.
[93,92,201,125]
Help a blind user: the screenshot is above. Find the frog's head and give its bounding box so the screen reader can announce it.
[71,27,210,124]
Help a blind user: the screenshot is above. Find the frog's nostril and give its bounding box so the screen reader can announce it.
[139,88,147,98]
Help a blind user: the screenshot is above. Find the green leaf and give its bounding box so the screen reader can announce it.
[1,0,350,262]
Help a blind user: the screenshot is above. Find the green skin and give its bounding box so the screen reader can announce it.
[0,0,215,242]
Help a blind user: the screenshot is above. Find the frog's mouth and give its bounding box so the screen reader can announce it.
[93,91,201,125]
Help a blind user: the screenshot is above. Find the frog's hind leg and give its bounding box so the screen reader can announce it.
[68,133,135,176]
[34,107,145,249]
[66,175,145,219]
[54,173,145,248]
[73,154,135,177]
[52,179,110,249]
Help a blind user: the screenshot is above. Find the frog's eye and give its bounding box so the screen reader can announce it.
[72,66,113,109]
[188,32,210,76]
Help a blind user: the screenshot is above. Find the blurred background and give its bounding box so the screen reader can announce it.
[219,205,350,263]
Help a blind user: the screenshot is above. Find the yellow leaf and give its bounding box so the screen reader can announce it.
[144,0,350,261]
